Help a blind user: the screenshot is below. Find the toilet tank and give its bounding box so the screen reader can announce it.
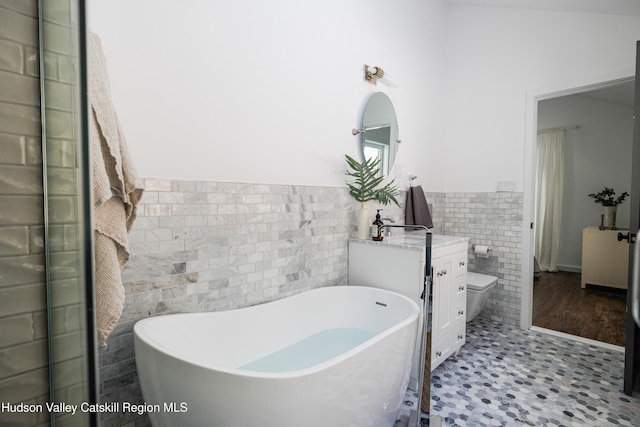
[467,272,497,291]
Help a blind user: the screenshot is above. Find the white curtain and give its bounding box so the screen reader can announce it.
[535,129,566,272]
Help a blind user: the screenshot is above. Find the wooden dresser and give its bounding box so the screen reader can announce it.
[581,226,629,289]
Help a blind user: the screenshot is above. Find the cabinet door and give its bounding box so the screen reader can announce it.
[432,333,451,369]
[432,256,453,344]
[431,255,454,370]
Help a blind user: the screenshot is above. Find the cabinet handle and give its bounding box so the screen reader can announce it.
[458,310,464,316]
[435,351,442,357]
[443,269,447,275]
[459,285,465,291]
[459,261,465,266]
[458,334,464,340]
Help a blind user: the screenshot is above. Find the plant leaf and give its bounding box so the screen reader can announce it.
[344,154,400,206]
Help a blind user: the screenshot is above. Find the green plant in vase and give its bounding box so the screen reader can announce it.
[344,154,400,239]
[588,187,629,229]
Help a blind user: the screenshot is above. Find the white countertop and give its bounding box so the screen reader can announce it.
[349,234,469,251]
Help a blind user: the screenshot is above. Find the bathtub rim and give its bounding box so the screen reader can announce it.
[134,285,420,379]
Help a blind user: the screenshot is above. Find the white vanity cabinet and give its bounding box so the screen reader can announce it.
[348,235,469,388]
[430,243,468,370]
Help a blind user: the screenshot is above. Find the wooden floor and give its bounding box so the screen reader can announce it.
[532,271,627,347]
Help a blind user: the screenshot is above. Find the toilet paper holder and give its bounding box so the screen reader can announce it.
[471,243,492,257]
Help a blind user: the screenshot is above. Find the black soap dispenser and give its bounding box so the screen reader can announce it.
[371,209,384,241]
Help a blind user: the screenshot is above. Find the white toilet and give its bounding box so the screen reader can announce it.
[466,272,498,321]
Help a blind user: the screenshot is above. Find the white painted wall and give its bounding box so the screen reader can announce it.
[88,0,448,191]
[443,6,640,192]
[538,95,634,270]
[88,2,640,195]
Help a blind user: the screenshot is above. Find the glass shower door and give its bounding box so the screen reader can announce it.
[40,0,96,425]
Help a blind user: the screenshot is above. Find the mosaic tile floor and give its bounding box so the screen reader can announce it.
[396,317,640,426]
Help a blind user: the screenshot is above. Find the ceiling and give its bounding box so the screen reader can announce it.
[446,0,640,17]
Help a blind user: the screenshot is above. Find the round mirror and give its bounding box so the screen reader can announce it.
[360,92,399,178]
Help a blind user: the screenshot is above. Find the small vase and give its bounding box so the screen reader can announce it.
[603,206,617,229]
[357,203,369,239]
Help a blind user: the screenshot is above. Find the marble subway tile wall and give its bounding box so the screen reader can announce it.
[99,178,414,426]
[97,182,445,426]
[444,192,523,326]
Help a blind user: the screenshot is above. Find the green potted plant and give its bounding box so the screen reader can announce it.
[344,154,400,239]
[588,187,629,229]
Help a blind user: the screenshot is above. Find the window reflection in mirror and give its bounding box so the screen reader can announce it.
[360,93,399,178]
[363,126,391,177]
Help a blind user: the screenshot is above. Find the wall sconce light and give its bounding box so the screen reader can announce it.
[364,65,384,84]
[363,64,399,87]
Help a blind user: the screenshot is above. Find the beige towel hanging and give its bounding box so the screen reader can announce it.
[89,32,144,347]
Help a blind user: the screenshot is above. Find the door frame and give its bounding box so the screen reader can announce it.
[521,70,636,331]
[624,41,640,394]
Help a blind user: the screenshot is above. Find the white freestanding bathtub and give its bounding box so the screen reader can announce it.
[134,286,419,427]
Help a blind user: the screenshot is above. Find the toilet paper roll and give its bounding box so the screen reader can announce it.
[474,245,491,258]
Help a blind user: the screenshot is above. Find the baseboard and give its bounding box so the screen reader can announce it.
[557,264,581,273]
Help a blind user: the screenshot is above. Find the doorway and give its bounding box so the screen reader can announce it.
[522,75,635,348]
